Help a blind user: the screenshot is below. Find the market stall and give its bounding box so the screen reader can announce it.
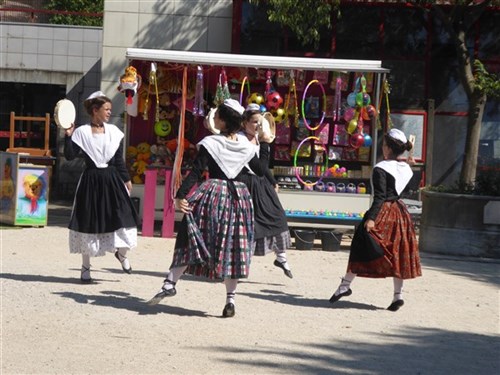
[123,48,389,236]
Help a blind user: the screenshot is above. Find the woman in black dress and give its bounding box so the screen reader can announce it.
[64,91,139,283]
[237,106,293,278]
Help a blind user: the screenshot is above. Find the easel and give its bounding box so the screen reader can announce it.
[7,112,56,192]
[7,111,52,156]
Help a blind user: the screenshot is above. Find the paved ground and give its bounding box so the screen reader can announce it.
[1,201,499,375]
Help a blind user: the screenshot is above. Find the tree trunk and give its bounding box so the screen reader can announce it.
[460,93,486,186]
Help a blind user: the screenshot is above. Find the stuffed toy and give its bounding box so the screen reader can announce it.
[136,142,151,163]
[118,66,141,105]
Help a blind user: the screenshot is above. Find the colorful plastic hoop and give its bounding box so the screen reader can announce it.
[239,76,250,105]
[301,79,326,131]
[293,136,329,187]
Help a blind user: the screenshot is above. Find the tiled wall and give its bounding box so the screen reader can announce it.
[101,0,234,125]
[0,23,102,74]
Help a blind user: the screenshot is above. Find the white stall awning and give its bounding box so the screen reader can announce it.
[126,48,389,73]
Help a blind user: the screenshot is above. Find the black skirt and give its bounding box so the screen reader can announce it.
[69,166,139,234]
[239,173,289,240]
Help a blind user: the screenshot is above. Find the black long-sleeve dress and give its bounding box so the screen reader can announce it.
[236,142,291,255]
[64,123,139,256]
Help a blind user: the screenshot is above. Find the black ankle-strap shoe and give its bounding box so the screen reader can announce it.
[222,303,235,318]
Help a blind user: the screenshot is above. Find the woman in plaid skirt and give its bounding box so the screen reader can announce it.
[148,99,269,318]
[329,128,422,311]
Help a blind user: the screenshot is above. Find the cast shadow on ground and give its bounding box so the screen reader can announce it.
[53,290,208,317]
[0,272,100,285]
[206,326,500,375]
[240,289,382,311]
[420,255,500,286]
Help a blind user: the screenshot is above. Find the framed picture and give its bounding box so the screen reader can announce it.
[274,145,291,161]
[332,123,349,146]
[390,111,427,162]
[0,152,19,225]
[291,140,311,158]
[15,165,49,226]
[305,96,320,118]
[314,122,329,145]
[295,119,310,141]
[328,146,343,161]
[275,123,291,145]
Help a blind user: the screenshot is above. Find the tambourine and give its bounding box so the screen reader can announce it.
[258,112,276,143]
[203,107,220,135]
[54,99,76,129]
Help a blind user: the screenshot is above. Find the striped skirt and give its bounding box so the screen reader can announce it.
[347,200,422,279]
[171,179,254,280]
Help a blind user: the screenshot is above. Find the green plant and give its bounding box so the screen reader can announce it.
[424,169,500,196]
[45,0,103,27]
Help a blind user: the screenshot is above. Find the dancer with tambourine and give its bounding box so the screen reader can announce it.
[60,91,139,283]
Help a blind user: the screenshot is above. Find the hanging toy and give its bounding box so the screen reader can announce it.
[239,76,251,105]
[214,68,231,106]
[284,70,299,127]
[264,70,273,98]
[266,91,283,111]
[192,65,205,117]
[384,79,393,129]
[247,92,265,106]
[355,75,371,107]
[144,62,160,122]
[333,76,342,123]
[118,65,142,106]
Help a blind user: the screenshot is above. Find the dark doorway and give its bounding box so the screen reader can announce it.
[0,82,66,153]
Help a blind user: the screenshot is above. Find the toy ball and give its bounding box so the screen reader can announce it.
[339,167,346,174]
[247,92,264,106]
[343,107,355,122]
[342,172,348,178]
[366,104,378,119]
[363,134,373,147]
[259,104,267,112]
[347,119,358,134]
[154,119,172,137]
[273,107,286,123]
[355,92,371,107]
[265,91,284,111]
[347,92,357,107]
[350,133,365,149]
[333,164,340,170]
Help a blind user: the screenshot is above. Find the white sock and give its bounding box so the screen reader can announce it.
[117,248,130,270]
[225,279,238,305]
[276,252,291,270]
[82,254,91,268]
[335,272,356,296]
[393,278,404,302]
[81,254,91,278]
[162,265,187,291]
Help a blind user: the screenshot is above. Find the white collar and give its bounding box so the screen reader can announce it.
[375,160,413,195]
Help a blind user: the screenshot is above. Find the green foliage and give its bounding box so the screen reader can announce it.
[424,169,500,196]
[473,60,500,100]
[474,169,500,196]
[249,0,339,48]
[45,0,103,27]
